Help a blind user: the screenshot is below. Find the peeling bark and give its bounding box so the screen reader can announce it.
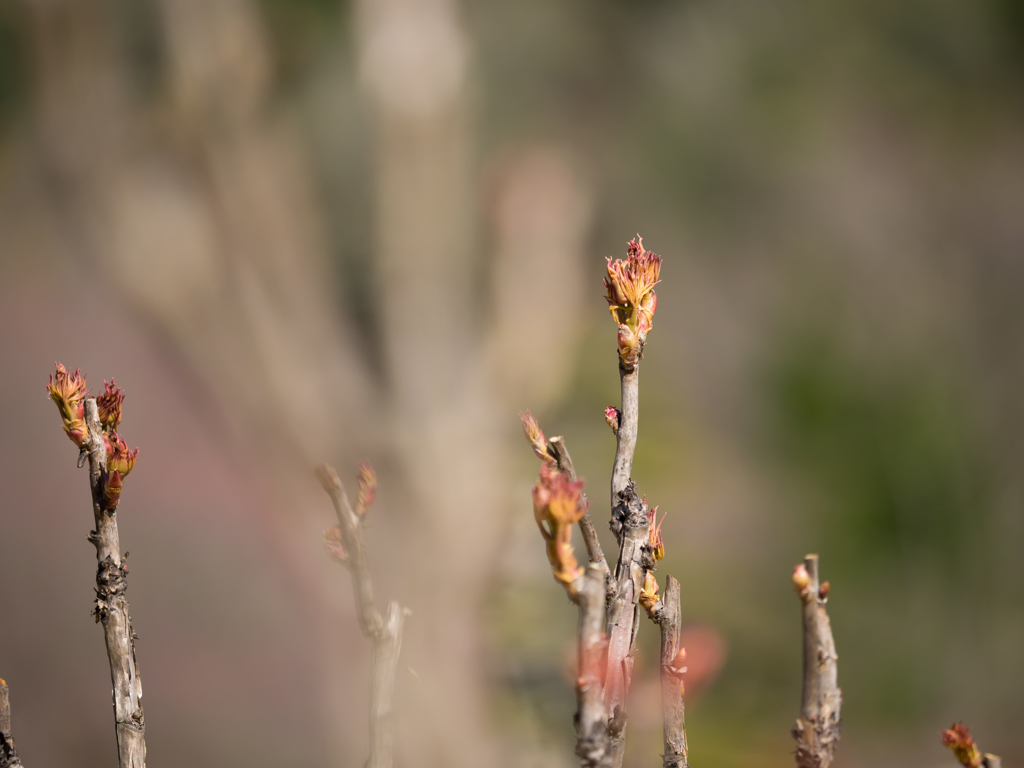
[657,577,687,768]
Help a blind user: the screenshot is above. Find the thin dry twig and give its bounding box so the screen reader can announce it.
[792,554,841,768]
[83,400,146,768]
[317,463,407,768]
[0,679,24,768]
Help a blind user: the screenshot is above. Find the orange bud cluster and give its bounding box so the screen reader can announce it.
[46,363,90,448]
[639,571,660,613]
[519,410,555,465]
[532,464,587,585]
[355,461,377,518]
[101,433,139,512]
[942,723,983,768]
[603,236,662,370]
[47,364,139,513]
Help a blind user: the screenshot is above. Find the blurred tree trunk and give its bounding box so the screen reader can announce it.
[25,0,373,466]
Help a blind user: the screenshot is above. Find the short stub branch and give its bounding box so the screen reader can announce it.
[792,554,841,768]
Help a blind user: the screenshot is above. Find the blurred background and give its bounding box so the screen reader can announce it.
[0,0,1022,766]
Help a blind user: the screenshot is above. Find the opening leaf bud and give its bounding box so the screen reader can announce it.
[519,410,555,465]
[792,563,811,593]
[97,380,125,432]
[46,363,90,448]
[604,406,621,435]
[355,461,377,518]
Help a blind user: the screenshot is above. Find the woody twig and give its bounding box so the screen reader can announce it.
[316,462,408,768]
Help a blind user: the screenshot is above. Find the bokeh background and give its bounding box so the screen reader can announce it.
[0,1,1022,767]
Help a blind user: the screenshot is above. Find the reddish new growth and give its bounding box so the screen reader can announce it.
[355,461,377,518]
[519,410,556,465]
[97,380,125,432]
[46,363,90,448]
[323,526,348,563]
[942,723,983,768]
[532,464,588,585]
[603,235,662,370]
[47,363,139,513]
[102,433,139,512]
[604,406,621,435]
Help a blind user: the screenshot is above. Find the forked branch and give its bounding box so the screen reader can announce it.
[316,463,407,768]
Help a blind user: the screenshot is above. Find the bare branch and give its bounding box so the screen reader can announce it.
[604,365,653,768]
[792,554,841,768]
[574,565,611,768]
[84,400,146,768]
[610,367,639,501]
[657,577,688,768]
[0,679,24,768]
[317,463,407,768]
[316,464,383,637]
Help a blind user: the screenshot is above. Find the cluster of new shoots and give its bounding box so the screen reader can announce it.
[47,365,139,512]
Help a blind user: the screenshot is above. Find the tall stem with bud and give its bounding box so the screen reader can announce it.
[46,366,145,768]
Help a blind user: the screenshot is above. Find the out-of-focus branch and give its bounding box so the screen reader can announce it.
[792,554,841,768]
[547,436,610,587]
[0,679,24,768]
[316,463,407,768]
[575,565,610,768]
[83,400,146,768]
[941,722,1001,768]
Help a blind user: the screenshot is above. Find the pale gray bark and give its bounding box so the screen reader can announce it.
[83,400,146,768]
[792,554,840,768]
[574,565,610,768]
[605,365,652,768]
[318,464,407,768]
[657,577,687,768]
[0,679,24,768]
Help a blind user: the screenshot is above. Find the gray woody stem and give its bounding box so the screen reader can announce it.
[606,365,651,768]
[317,465,407,768]
[793,554,841,768]
[0,679,24,768]
[657,577,687,768]
[84,400,146,768]
[547,436,610,586]
[574,566,612,768]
